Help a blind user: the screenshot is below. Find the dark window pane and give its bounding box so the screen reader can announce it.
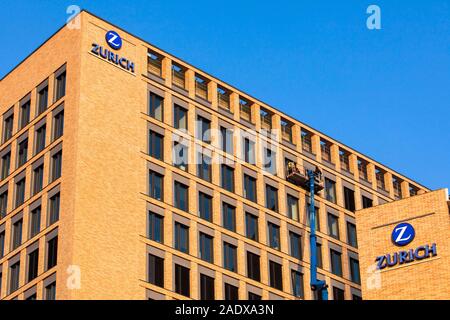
[174,104,187,130]
[224,283,239,300]
[47,236,58,270]
[30,206,41,238]
[35,125,46,154]
[199,232,213,263]
[149,92,163,121]
[9,262,20,293]
[330,249,342,277]
[243,174,256,202]
[343,187,355,212]
[198,192,212,222]
[149,130,164,160]
[269,261,283,290]
[49,193,60,225]
[148,170,163,201]
[174,222,189,254]
[174,264,190,297]
[148,254,164,287]
[347,222,358,248]
[327,213,340,240]
[3,115,14,143]
[350,258,361,284]
[268,222,280,250]
[17,139,28,167]
[45,282,56,300]
[289,231,302,260]
[53,110,64,140]
[148,211,163,243]
[245,212,258,241]
[247,252,260,281]
[37,86,49,114]
[28,248,39,282]
[291,270,304,298]
[1,151,11,180]
[200,274,214,300]
[12,218,23,250]
[333,287,345,300]
[265,185,278,212]
[221,165,234,192]
[222,203,236,232]
[20,100,31,129]
[15,178,26,208]
[55,71,66,100]
[223,242,237,272]
[33,165,44,195]
[174,182,188,212]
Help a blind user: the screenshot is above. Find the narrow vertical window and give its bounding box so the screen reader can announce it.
[12,218,23,250]
[19,100,31,129]
[35,124,46,154]
[37,85,49,115]
[53,110,64,140]
[174,104,187,130]
[148,130,164,160]
[198,192,212,222]
[2,113,14,143]
[199,232,213,263]
[223,242,237,272]
[149,92,163,121]
[174,181,188,212]
[46,236,58,270]
[222,203,236,232]
[200,274,215,300]
[51,150,62,182]
[289,231,302,260]
[221,165,234,192]
[269,261,283,291]
[174,264,190,297]
[48,193,60,225]
[247,252,261,281]
[148,170,163,201]
[17,138,28,167]
[33,165,44,195]
[9,261,20,293]
[27,248,39,282]
[148,254,164,287]
[245,212,258,241]
[330,249,342,277]
[1,151,11,180]
[45,282,56,300]
[15,178,26,208]
[268,222,280,250]
[291,270,304,298]
[174,222,189,254]
[55,70,66,101]
[29,206,41,238]
[148,211,163,243]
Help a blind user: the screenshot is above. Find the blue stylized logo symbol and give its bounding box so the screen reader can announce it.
[105,31,122,50]
[392,222,415,246]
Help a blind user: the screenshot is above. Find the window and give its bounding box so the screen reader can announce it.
[0,271,2,296]
[37,85,49,115]
[197,153,211,182]
[224,283,239,300]
[316,243,323,268]
[45,281,56,300]
[327,213,340,239]
[409,185,419,197]
[0,190,7,219]
[50,150,62,182]
[33,165,44,195]
[148,254,164,287]
[217,86,230,110]
[362,196,373,209]
[198,192,212,222]
[320,140,332,162]
[148,130,164,160]
[353,294,362,300]
[248,292,261,300]
[149,92,163,121]
[174,264,190,297]
[17,138,28,167]
[339,149,350,172]
[195,75,209,100]
[148,170,163,201]
[55,70,66,101]
[174,222,189,254]
[200,274,214,300]
[330,249,342,277]
[289,232,302,260]
[220,127,233,154]
[35,125,46,154]
[265,184,278,212]
[222,203,236,232]
[223,242,237,272]
[268,222,280,250]
[243,174,257,202]
[29,206,41,238]
[147,50,163,77]
[239,98,252,122]
[333,287,345,300]
[15,178,26,208]
[172,63,186,88]
[53,110,64,140]
[1,151,11,179]
[174,181,188,212]
[9,261,20,293]
[324,178,336,203]
[221,165,234,192]
[27,248,39,282]
[48,193,60,225]
[287,195,299,221]
[393,177,402,199]
[174,104,187,130]
[247,252,260,281]
[20,100,31,129]
[349,257,361,284]
[173,142,188,171]
[347,222,358,248]
[243,138,255,164]
[0,231,5,258]
[197,116,211,143]
[281,119,293,142]
[245,212,258,241]
[358,159,368,181]
[343,187,355,212]
[12,219,23,250]
[47,236,58,270]
[199,232,213,263]
[148,211,163,243]
[263,148,277,175]
[301,129,313,153]
[3,114,14,143]
[291,270,304,298]
[375,168,385,190]
[260,108,272,131]
[269,261,283,290]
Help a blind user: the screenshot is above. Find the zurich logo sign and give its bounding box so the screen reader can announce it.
[391,222,415,246]
[105,30,122,50]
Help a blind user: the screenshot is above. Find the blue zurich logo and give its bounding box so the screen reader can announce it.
[105,31,122,50]
[392,222,415,246]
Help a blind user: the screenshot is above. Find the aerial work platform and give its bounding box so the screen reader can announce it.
[285,162,324,194]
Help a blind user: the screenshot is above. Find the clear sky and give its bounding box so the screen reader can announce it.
[0,0,448,190]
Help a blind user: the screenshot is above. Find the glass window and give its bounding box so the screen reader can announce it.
[2,114,14,143]
[222,203,236,232]
[174,264,190,297]
[35,124,46,154]
[291,270,304,298]
[51,150,62,181]
[48,193,60,225]
[224,283,239,300]
[324,178,336,203]
[149,92,163,121]
[15,178,26,208]
[199,232,213,263]
[330,249,342,277]
[350,257,361,284]
[245,212,258,241]
[174,181,188,212]
[200,274,214,300]
[343,187,355,212]
[248,292,261,300]
[17,138,28,167]
[148,211,163,243]
[287,195,299,221]
[223,242,237,272]
[197,153,212,182]
[347,222,358,248]
[45,282,56,300]
[327,213,340,240]
[29,206,41,238]
[247,251,260,281]
[148,254,164,287]
[263,148,276,175]
[221,165,234,192]
[27,248,39,282]
[55,71,66,101]
[19,100,31,129]
[9,261,20,293]
[33,164,44,195]
[53,110,64,140]
[243,174,256,202]
[243,138,255,164]
[198,192,212,222]
[305,202,320,231]
[174,222,189,254]
[12,218,23,250]
[289,231,302,260]
[1,151,11,180]
[0,190,8,219]
[148,130,164,160]
[265,185,278,212]
[268,222,280,250]
[316,243,323,268]
[37,85,49,115]
[46,236,58,270]
[197,116,211,143]
[0,231,5,258]
[220,127,233,154]
[333,287,345,300]
[362,196,373,209]
[148,170,163,201]
[269,260,283,290]
[173,142,188,171]
[174,104,187,130]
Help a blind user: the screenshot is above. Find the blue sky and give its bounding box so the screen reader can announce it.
[0,1,449,190]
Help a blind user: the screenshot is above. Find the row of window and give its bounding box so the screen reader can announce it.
[0,234,58,298]
[148,209,361,284]
[1,66,65,146]
[148,171,359,248]
[0,147,62,220]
